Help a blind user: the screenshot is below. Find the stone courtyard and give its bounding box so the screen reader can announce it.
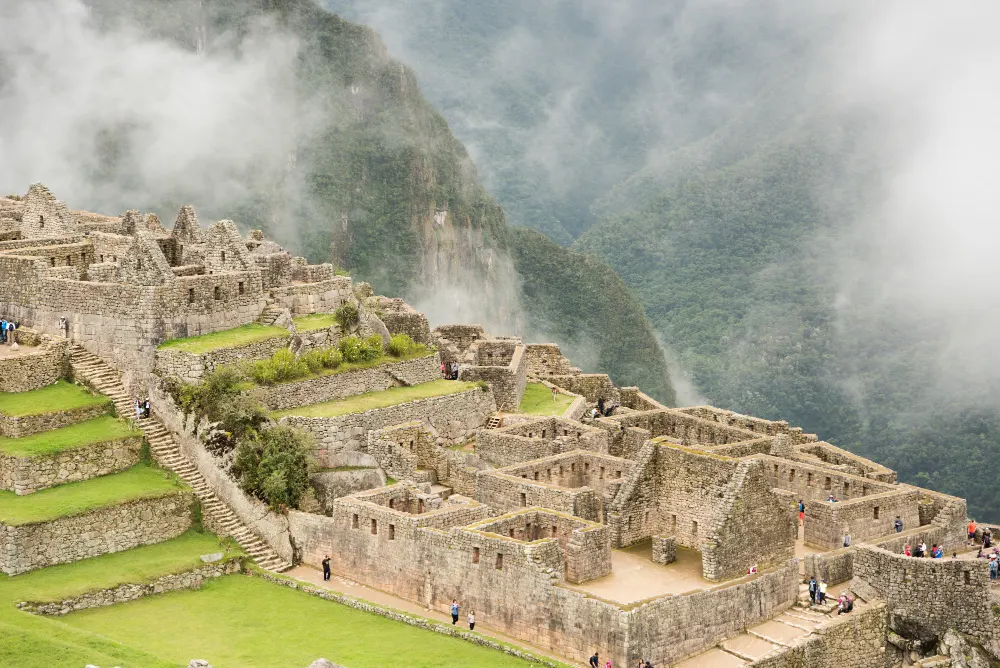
[0,185,996,667]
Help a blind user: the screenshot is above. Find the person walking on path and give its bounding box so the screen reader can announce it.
[969,519,978,545]
[589,652,600,668]
[798,500,805,524]
[989,555,998,582]
[143,397,151,419]
[551,385,559,402]
[467,610,476,631]
[808,577,817,605]
[451,599,460,625]
[322,555,331,581]
[134,398,142,422]
[842,528,851,548]
[818,579,828,604]
[894,516,904,533]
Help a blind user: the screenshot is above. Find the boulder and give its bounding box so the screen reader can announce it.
[188,661,213,668]
[306,660,345,668]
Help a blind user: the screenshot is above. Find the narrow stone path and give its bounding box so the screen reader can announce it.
[69,345,291,572]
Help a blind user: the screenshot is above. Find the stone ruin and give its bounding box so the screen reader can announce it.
[0,184,996,668]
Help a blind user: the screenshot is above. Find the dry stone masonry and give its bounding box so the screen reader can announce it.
[0,185,995,668]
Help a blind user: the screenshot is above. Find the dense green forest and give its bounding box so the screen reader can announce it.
[321,0,1000,521]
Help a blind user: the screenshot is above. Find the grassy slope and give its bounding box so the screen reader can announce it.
[0,381,110,417]
[0,463,186,525]
[518,383,574,417]
[274,379,480,418]
[293,313,338,332]
[62,575,539,668]
[158,324,289,354]
[0,416,140,457]
[511,228,676,404]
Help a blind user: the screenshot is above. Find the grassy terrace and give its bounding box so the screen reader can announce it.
[264,349,435,385]
[274,379,481,418]
[0,380,110,417]
[0,416,140,457]
[518,382,575,416]
[292,313,338,332]
[157,324,289,354]
[0,463,186,525]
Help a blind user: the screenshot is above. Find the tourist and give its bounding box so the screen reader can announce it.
[894,516,903,533]
[919,541,928,558]
[468,609,476,631]
[953,552,958,559]
[969,519,978,545]
[798,499,805,524]
[984,528,993,549]
[134,398,142,421]
[143,397,151,419]
[440,362,446,378]
[904,544,912,557]
[933,544,943,559]
[451,599,460,625]
[1,317,7,343]
[604,660,612,668]
[322,554,331,581]
[8,319,16,346]
[808,577,818,604]
[989,556,998,582]
[551,386,559,402]
[818,579,828,604]
[837,594,854,615]
[589,652,600,668]
[597,397,606,416]
[827,494,837,503]
[842,529,851,548]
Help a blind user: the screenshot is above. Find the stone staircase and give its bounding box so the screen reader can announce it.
[69,345,291,572]
[258,305,288,327]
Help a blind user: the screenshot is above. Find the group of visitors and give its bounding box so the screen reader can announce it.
[0,317,18,347]
[441,361,461,380]
[903,542,946,558]
[585,397,620,420]
[449,600,475,630]
[968,520,993,548]
[587,653,654,667]
[133,397,150,421]
[807,577,828,605]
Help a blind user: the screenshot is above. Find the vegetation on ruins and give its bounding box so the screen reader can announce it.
[334,302,360,333]
[386,332,426,358]
[0,416,140,457]
[232,425,314,511]
[518,383,575,417]
[0,380,111,416]
[273,379,483,419]
[157,324,289,355]
[0,462,185,526]
[171,366,267,446]
[337,333,383,363]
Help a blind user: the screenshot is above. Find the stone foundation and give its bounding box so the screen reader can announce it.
[0,492,193,574]
[0,435,142,495]
[652,534,676,564]
[0,337,69,392]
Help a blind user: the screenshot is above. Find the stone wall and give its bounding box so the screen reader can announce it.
[248,355,440,410]
[678,406,814,444]
[374,297,432,344]
[701,459,796,581]
[0,338,69,392]
[19,558,243,615]
[651,535,676,564]
[804,488,922,550]
[852,545,997,644]
[310,468,386,515]
[618,387,668,411]
[0,400,109,438]
[546,373,619,403]
[796,442,896,482]
[475,417,610,467]
[803,547,855,585]
[0,492,192,574]
[154,333,291,383]
[747,601,897,668]
[270,276,353,315]
[459,342,527,411]
[757,454,896,503]
[523,343,577,377]
[280,387,496,468]
[0,435,142,495]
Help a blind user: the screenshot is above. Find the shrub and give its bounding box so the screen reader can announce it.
[386,333,426,357]
[338,335,364,363]
[248,348,310,385]
[361,334,384,361]
[299,349,326,373]
[334,302,360,332]
[232,425,314,511]
[171,366,268,446]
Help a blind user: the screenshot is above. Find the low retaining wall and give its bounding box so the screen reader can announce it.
[0,400,110,438]
[18,557,244,615]
[154,333,291,383]
[248,355,440,410]
[0,338,69,393]
[0,492,193,574]
[803,547,854,585]
[0,435,142,495]
[747,601,895,668]
[281,387,496,469]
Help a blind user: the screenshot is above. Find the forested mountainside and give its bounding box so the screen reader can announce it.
[317,1,1000,521]
[41,0,674,402]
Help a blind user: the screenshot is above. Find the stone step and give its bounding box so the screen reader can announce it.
[429,484,453,500]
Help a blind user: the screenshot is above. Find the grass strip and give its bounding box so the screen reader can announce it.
[292,313,338,332]
[0,463,186,526]
[0,416,140,457]
[518,383,575,416]
[157,324,289,354]
[0,381,110,417]
[273,380,481,418]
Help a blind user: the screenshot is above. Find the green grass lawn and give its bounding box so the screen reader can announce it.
[293,313,338,331]
[61,575,542,668]
[0,463,186,525]
[273,380,481,418]
[0,531,240,668]
[0,380,111,417]
[518,383,575,416]
[157,324,289,354]
[0,416,140,457]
